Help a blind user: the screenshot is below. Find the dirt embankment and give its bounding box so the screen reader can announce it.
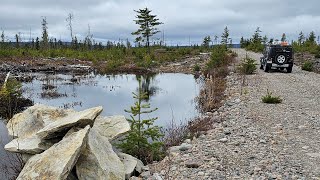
[150,49,320,179]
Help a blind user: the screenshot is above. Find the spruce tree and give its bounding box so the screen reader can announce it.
[202,36,211,48]
[298,31,305,45]
[221,26,229,45]
[308,31,316,43]
[41,17,49,50]
[132,7,163,53]
[118,77,164,163]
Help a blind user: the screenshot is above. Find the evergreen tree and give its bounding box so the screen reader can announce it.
[41,17,49,49]
[73,36,78,49]
[132,7,163,53]
[214,35,218,45]
[1,30,4,44]
[240,36,244,48]
[35,37,40,50]
[15,34,19,48]
[262,35,268,44]
[298,31,305,45]
[252,27,262,43]
[308,31,316,43]
[202,35,211,48]
[221,26,229,45]
[31,38,35,49]
[118,78,164,163]
[281,33,286,42]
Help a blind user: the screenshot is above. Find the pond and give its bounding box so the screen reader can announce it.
[22,73,201,127]
[0,72,202,178]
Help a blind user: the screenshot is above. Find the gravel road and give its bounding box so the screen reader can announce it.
[150,49,320,179]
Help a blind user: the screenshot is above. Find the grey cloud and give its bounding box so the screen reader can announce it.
[1,0,319,44]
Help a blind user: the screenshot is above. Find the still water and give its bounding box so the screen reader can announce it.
[22,73,201,127]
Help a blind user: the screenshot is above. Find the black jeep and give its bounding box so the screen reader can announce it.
[260,44,294,73]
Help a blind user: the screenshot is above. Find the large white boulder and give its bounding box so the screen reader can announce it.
[92,115,130,140]
[6,104,75,138]
[76,128,125,180]
[16,126,90,180]
[36,106,102,139]
[4,135,54,154]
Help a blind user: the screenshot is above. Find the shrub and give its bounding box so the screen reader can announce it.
[262,90,282,104]
[117,78,164,163]
[0,78,33,119]
[302,61,313,71]
[238,55,257,74]
[193,64,200,72]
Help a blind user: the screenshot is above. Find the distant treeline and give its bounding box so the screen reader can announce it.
[240,27,320,57]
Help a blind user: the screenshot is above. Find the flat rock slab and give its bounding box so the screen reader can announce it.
[4,135,54,154]
[7,104,75,138]
[17,126,90,180]
[93,115,130,140]
[37,106,102,139]
[76,128,125,180]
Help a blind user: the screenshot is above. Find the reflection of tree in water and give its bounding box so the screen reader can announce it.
[136,74,159,101]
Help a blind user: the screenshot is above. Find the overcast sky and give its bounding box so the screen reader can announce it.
[1,0,319,45]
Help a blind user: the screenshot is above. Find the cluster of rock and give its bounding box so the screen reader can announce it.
[4,104,147,180]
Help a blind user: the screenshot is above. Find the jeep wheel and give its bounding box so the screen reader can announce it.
[287,66,292,73]
[276,54,286,64]
[260,64,263,70]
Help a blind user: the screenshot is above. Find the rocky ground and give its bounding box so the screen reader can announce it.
[150,49,320,179]
[154,53,210,74]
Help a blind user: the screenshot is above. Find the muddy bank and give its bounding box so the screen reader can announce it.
[0,53,210,76]
[0,57,93,74]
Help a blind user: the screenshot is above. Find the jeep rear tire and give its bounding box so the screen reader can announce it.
[287,66,292,73]
[276,54,286,64]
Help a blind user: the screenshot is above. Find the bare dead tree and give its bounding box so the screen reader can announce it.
[66,13,74,42]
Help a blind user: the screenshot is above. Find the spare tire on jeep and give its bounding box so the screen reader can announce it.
[276,54,286,64]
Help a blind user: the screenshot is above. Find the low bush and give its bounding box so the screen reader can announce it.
[238,55,257,74]
[193,64,200,72]
[0,78,33,119]
[262,90,282,104]
[302,61,313,71]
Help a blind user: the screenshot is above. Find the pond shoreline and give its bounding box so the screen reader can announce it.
[0,53,210,78]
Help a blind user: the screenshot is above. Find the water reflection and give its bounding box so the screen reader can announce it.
[22,73,200,127]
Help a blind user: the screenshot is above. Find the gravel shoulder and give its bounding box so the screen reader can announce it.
[150,48,320,179]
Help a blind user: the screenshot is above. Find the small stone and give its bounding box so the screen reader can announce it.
[302,146,309,150]
[218,138,228,143]
[184,139,191,144]
[152,173,163,180]
[185,161,200,168]
[254,167,262,172]
[259,139,267,144]
[197,172,205,176]
[179,143,192,151]
[223,129,231,135]
[234,98,241,104]
[141,171,151,179]
[306,153,320,158]
[142,166,149,171]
